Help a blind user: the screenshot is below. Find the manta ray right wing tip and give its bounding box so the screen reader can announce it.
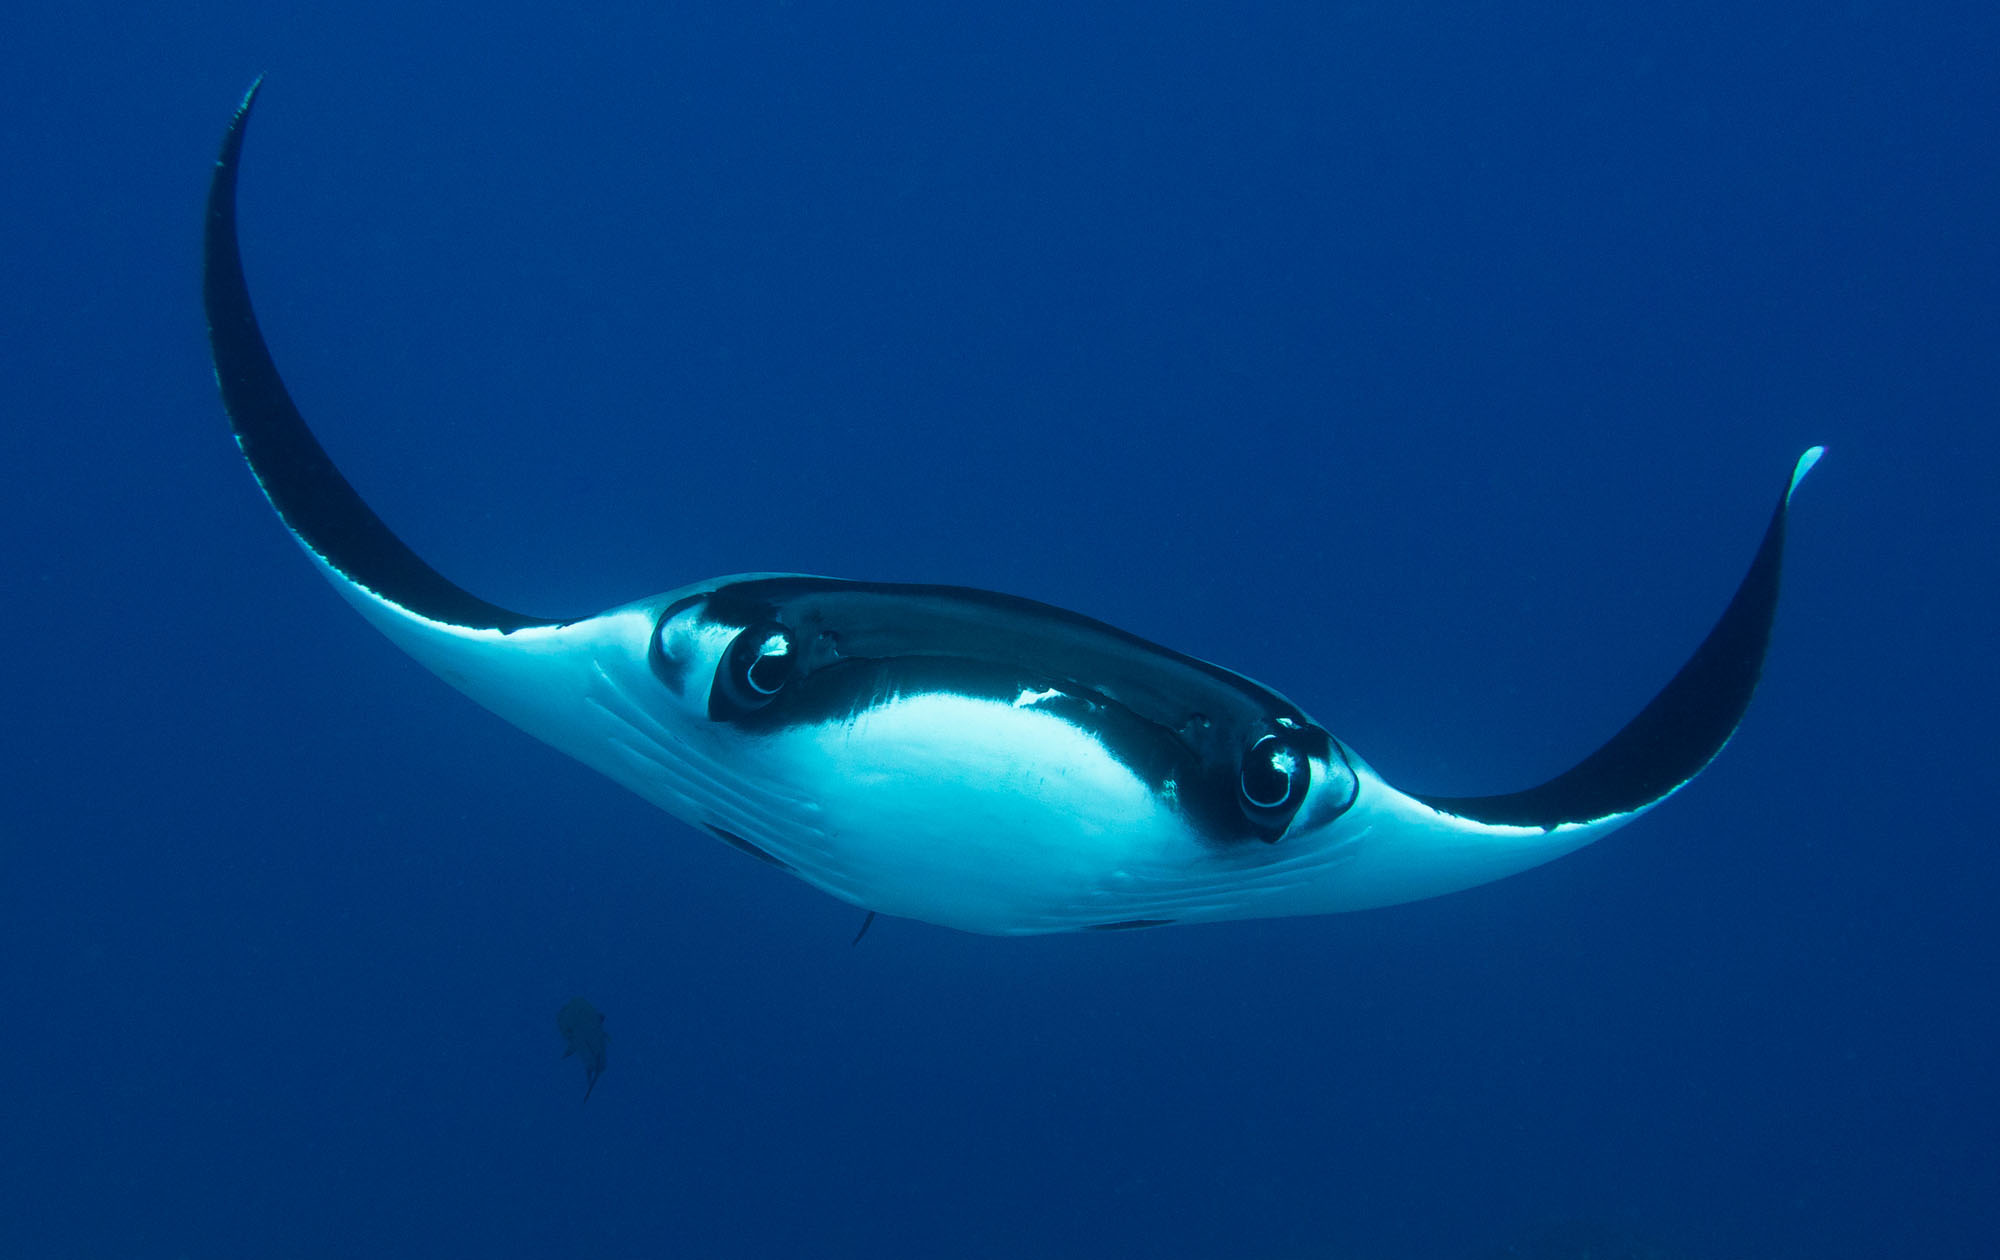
[1789,445,1825,502]
[1412,446,1819,831]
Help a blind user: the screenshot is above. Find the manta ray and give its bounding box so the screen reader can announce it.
[203,83,1820,937]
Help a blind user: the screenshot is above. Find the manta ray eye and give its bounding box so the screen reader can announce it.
[1239,732,1310,826]
[710,621,796,719]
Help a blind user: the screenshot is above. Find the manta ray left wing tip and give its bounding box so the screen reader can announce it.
[203,81,558,635]
[236,74,267,117]
[212,77,264,181]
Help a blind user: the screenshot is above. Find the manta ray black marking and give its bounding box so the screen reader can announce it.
[204,82,1820,936]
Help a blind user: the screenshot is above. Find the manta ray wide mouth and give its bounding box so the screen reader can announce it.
[203,80,1820,935]
[658,575,1353,846]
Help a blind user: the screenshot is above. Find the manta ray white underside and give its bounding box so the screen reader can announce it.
[205,82,1819,936]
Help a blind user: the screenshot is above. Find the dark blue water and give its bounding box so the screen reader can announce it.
[5,3,1993,1256]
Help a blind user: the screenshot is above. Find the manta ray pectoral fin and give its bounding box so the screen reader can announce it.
[204,78,559,639]
[204,81,686,770]
[206,80,631,731]
[1297,448,1822,914]
[1413,446,1824,832]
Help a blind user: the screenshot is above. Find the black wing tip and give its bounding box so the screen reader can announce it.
[1416,447,1821,829]
[236,75,267,120]
[203,83,561,635]
[212,77,265,177]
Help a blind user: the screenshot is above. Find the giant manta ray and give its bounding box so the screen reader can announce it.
[204,84,1820,936]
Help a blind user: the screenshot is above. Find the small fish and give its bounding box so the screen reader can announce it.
[557,997,607,1102]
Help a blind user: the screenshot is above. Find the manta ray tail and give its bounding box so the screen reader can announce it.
[1414,447,1822,830]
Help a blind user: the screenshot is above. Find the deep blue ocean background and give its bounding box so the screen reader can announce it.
[5,3,1995,1257]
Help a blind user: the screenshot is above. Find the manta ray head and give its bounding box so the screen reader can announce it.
[549,574,1367,933]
